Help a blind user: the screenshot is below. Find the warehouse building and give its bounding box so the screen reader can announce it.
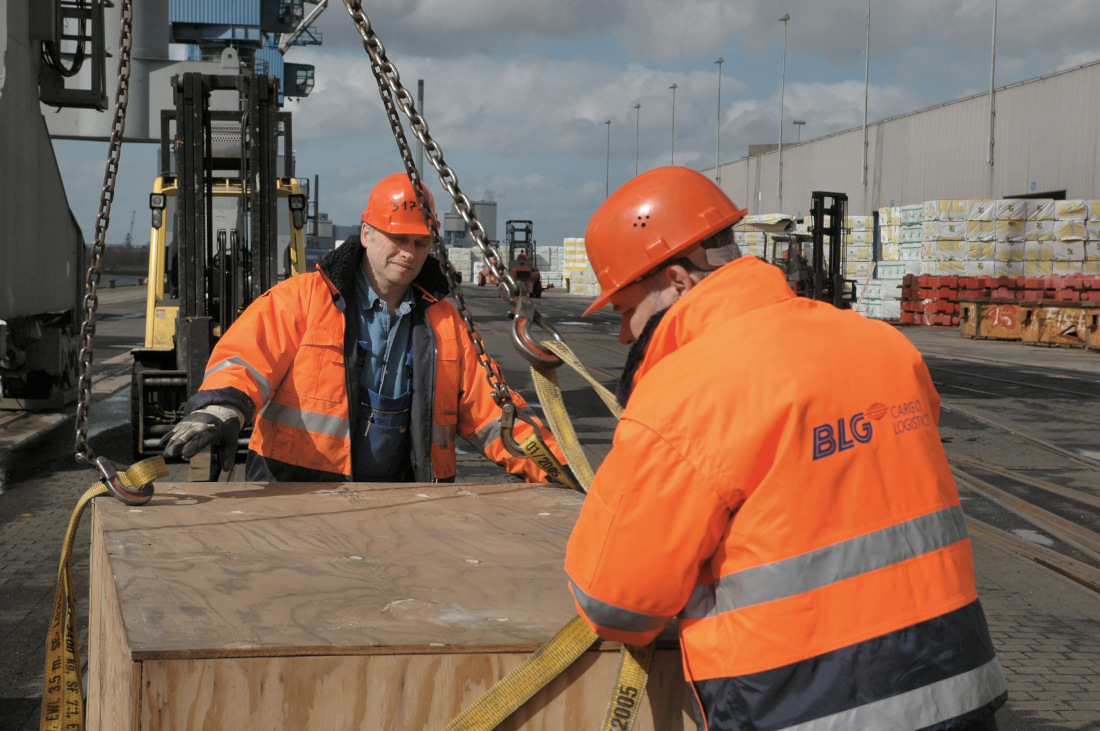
[706,58,1100,219]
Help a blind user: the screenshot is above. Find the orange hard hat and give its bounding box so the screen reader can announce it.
[361,173,436,236]
[582,166,747,316]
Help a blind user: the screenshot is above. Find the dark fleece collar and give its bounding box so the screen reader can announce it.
[318,233,452,301]
[615,307,670,408]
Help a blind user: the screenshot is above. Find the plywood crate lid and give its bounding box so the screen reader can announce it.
[93,481,638,660]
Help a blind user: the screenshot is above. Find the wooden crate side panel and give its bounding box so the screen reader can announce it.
[140,649,693,730]
[88,504,141,731]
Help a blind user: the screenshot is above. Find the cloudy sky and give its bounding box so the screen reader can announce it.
[53,0,1100,253]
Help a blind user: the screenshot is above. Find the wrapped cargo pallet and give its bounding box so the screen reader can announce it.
[995,240,1025,262]
[744,213,794,226]
[1024,220,1054,241]
[923,221,965,241]
[1054,221,1088,241]
[995,220,1025,242]
[965,220,996,242]
[900,205,922,226]
[899,225,923,244]
[846,215,873,230]
[966,241,995,261]
[1053,261,1083,275]
[1055,200,1089,221]
[967,200,996,221]
[964,260,994,277]
[922,199,967,222]
[1052,241,1085,261]
[899,243,921,261]
[994,199,1027,221]
[1026,240,1055,261]
[1026,199,1055,220]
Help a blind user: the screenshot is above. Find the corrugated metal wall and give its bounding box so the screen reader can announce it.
[712,60,1100,217]
[170,0,260,25]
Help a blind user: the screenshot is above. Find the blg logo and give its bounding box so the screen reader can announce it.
[813,412,874,460]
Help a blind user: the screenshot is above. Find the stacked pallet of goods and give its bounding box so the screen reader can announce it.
[562,237,601,297]
[846,214,877,317]
[539,246,565,289]
[736,213,797,261]
[446,245,473,283]
[875,206,922,320]
[878,199,1100,324]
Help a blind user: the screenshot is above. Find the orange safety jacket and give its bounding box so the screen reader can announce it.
[187,236,561,483]
[565,256,1006,730]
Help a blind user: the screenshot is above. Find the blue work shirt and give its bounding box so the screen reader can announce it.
[353,266,415,399]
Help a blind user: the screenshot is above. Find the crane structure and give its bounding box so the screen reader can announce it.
[0,0,326,411]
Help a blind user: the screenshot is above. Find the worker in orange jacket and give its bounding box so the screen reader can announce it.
[565,167,1006,730]
[161,173,565,484]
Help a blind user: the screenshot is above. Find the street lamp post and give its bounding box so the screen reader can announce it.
[862,0,870,186]
[988,0,998,166]
[778,13,790,210]
[714,57,724,185]
[669,83,677,165]
[604,119,611,198]
[793,119,805,143]
[633,103,641,177]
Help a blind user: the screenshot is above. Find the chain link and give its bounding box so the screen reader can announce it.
[343,0,534,407]
[344,1,522,304]
[371,61,515,407]
[74,0,133,465]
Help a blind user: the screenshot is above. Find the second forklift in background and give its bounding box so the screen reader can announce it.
[766,191,857,309]
[478,219,543,297]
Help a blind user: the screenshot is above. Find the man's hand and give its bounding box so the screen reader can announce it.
[159,405,244,471]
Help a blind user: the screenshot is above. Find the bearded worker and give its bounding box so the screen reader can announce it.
[565,166,1007,731]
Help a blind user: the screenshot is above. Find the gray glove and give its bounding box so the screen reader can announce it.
[160,405,244,471]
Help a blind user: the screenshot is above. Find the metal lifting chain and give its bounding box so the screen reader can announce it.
[341,0,564,375]
[74,0,133,466]
[369,77,513,409]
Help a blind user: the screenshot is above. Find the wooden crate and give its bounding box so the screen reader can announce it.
[87,481,693,730]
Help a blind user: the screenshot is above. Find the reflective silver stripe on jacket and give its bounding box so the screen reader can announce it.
[468,419,500,453]
[432,424,456,450]
[260,401,350,438]
[205,357,273,403]
[570,579,671,634]
[783,658,1006,731]
[683,505,969,619]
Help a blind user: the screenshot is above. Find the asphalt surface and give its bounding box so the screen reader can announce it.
[2,283,1099,729]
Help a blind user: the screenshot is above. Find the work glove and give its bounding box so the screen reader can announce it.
[159,404,244,472]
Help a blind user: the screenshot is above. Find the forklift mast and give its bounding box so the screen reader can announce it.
[810,191,856,309]
[131,71,306,458]
[168,72,291,395]
[505,220,535,263]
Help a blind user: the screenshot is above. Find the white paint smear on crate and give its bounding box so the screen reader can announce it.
[1012,529,1055,547]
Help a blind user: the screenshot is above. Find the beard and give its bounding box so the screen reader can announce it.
[615,307,671,408]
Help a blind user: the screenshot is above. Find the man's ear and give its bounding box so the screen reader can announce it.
[665,263,698,297]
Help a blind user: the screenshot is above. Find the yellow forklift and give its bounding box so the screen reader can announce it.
[131,73,308,456]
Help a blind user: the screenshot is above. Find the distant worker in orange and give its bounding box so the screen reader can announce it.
[565,167,1006,730]
[161,173,566,485]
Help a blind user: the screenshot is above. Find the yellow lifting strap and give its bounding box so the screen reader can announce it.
[517,428,581,492]
[442,616,654,731]
[529,338,623,491]
[446,340,655,730]
[40,457,168,731]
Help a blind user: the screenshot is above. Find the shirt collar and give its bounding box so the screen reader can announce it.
[355,264,416,314]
